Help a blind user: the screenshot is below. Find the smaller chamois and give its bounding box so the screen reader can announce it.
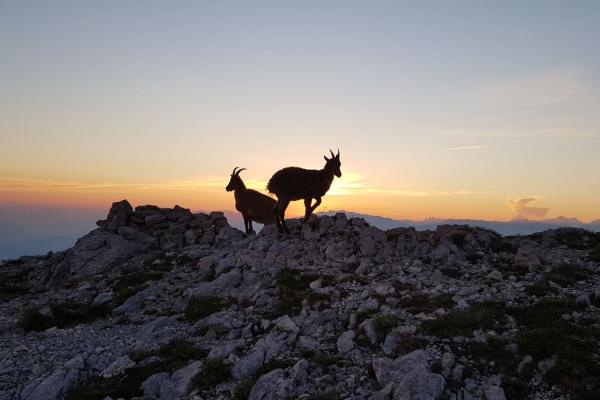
[226,167,277,234]
[267,149,342,233]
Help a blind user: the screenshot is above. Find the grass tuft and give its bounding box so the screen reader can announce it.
[18,302,111,332]
[0,284,30,301]
[373,314,399,340]
[544,264,589,287]
[68,362,164,400]
[420,302,506,337]
[397,293,454,314]
[184,296,232,321]
[271,269,325,317]
[509,299,600,400]
[192,358,230,390]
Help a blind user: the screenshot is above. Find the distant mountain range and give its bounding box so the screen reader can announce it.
[2,205,597,261]
[317,210,600,236]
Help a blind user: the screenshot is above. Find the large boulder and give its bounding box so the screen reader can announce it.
[373,350,445,400]
[47,228,155,285]
[248,359,309,400]
[20,356,84,400]
[105,199,133,231]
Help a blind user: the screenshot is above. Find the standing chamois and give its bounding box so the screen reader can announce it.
[267,149,342,233]
[226,167,277,234]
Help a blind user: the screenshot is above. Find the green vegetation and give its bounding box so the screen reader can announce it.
[525,281,558,297]
[450,231,468,248]
[18,308,54,331]
[111,268,167,306]
[112,284,148,307]
[354,334,374,349]
[0,284,30,301]
[68,362,165,400]
[311,391,338,400]
[511,299,600,400]
[184,296,232,321]
[232,358,295,400]
[18,302,111,332]
[551,229,600,250]
[544,263,589,287]
[589,246,600,262]
[373,314,399,340]
[113,271,163,292]
[460,337,533,399]
[420,302,506,337]
[70,339,206,400]
[525,263,589,298]
[394,336,427,356]
[192,358,230,390]
[438,299,600,400]
[271,268,326,317]
[234,378,257,400]
[397,293,454,314]
[439,267,463,279]
[256,358,294,376]
[490,236,516,253]
[156,339,208,366]
[308,353,343,367]
[497,264,529,277]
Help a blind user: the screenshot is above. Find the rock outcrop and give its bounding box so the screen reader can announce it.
[1,201,599,400]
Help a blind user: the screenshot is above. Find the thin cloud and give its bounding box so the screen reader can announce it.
[0,177,230,194]
[0,175,490,199]
[507,197,549,219]
[328,173,489,197]
[441,145,490,151]
[471,68,586,109]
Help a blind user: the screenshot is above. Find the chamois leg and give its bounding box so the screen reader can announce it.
[278,198,291,234]
[303,197,313,223]
[248,219,254,234]
[243,214,251,234]
[273,201,283,232]
[309,196,322,214]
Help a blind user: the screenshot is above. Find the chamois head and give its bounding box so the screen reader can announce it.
[226,167,246,192]
[323,149,342,178]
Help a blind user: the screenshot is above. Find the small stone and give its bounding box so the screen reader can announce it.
[337,330,356,354]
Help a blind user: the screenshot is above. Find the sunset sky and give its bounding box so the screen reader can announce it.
[1,1,600,224]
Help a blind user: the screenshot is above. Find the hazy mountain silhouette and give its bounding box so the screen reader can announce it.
[317,210,600,235]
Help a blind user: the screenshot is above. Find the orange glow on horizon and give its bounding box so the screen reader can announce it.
[2,175,598,223]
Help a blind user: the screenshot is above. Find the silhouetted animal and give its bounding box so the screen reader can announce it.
[226,167,277,234]
[267,150,342,233]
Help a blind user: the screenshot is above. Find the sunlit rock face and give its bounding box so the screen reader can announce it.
[1,200,599,400]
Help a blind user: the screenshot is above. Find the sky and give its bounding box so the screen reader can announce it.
[1,0,600,250]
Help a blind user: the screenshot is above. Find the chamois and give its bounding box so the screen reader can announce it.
[226,167,277,234]
[267,149,342,233]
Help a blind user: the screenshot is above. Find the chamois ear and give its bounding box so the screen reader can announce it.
[324,155,330,162]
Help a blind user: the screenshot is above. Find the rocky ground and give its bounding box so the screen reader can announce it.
[1,200,599,400]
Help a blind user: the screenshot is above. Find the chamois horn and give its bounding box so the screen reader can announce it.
[235,168,246,175]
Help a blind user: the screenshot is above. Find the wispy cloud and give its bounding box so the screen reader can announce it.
[471,68,586,109]
[0,176,231,194]
[507,197,549,219]
[441,145,490,151]
[1,175,489,199]
[328,173,489,197]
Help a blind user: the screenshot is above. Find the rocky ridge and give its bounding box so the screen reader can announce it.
[1,200,599,400]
